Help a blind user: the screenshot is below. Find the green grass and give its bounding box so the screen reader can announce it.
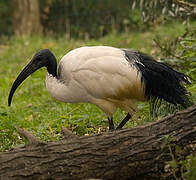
[0,21,196,151]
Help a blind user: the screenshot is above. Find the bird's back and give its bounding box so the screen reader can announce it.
[59,46,124,68]
[58,46,145,100]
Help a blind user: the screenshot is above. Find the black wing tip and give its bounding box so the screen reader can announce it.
[123,49,193,108]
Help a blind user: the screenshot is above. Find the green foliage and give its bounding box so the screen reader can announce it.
[39,0,144,38]
[161,135,196,180]
[0,0,144,38]
[154,28,196,63]
[183,156,196,180]
[0,0,195,38]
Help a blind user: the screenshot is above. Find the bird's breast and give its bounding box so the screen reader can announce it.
[45,73,91,103]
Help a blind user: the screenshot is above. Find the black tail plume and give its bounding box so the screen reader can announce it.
[123,50,191,108]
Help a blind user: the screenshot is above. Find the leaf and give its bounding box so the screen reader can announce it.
[168,160,178,169]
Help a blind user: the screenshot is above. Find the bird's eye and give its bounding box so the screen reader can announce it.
[36,56,42,61]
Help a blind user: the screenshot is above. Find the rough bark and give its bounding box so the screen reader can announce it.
[0,105,196,180]
[12,0,42,35]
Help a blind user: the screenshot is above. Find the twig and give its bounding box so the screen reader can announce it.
[18,128,45,146]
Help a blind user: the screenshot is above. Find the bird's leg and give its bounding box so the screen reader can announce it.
[108,117,115,130]
[116,113,131,130]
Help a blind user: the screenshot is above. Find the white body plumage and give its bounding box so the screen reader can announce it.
[46,46,145,118]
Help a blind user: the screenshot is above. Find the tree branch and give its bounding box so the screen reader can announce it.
[18,128,45,147]
[0,105,196,179]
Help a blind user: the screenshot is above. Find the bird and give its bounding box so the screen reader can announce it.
[8,46,191,130]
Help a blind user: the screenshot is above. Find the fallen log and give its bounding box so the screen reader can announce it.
[0,105,196,180]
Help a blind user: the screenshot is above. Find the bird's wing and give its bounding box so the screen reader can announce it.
[71,55,145,101]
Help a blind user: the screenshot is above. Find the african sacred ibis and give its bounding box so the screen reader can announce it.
[8,46,191,130]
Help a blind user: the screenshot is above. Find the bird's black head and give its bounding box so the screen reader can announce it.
[32,49,57,77]
[8,49,57,106]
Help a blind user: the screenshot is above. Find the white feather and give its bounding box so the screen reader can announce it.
[46,46,145,117]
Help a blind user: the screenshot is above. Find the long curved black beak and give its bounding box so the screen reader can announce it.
[8,58,44,106]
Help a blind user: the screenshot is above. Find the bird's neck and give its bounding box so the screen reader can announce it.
[46,73,73,103]
[46,55,57,77]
